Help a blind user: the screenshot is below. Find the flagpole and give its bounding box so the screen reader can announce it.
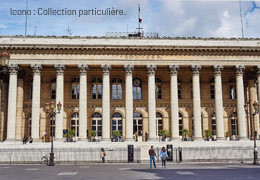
[25,0,28,36]
[138,4,140,34]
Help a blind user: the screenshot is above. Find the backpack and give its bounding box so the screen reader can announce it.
[103,152,106,156]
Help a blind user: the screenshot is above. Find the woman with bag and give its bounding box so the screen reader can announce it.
[100,148,106,163]
[159,147,168,168]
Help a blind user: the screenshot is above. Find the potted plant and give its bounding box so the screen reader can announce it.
[112,130,121,142]
[63,133,68,142]
[166,131,171,142]
[226,131,230,141]
[90,130,97,142]
[204,130,212,141]
[159,130,167,141]
[67,129,75,142]
[182,129,189,141]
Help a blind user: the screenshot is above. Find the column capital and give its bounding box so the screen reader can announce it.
[169,65,179,75]
[235,65,245,75]
[78,64,89,75]
[124,64,134,75]
[54,64,66,75]
[213,65,223,75]
[31,64,42,75]
[8,64,19,75]
[191,65,201,75]
[101,64,111,75]
[146,64,157,75]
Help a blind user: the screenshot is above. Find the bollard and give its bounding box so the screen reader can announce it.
[128,145,134,162]
[178,147,182,162]
[166,145,173,161]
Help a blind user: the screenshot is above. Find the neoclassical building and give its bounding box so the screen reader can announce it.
[0,36,260,142]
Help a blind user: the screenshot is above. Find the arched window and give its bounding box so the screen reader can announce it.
[51,78,56,99]
[92,113,102,136]
[71,113,79,137]
[27,114,32,137]
[156,112,163,136]
[230,78,236,100]
[231,112,238,136]
[133,78,142,100]
[112,77,122,100]
[178,79,181,99]
[112,112,123,135]
[210,78,215,99]
[211,112,216,136]
[155,77,162,99]
[133,112,143,136]
[92,77,102,99]
[72,77,80,99]
[179,113,183,136]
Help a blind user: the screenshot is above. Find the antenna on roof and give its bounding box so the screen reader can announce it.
[24,0,28,36]
[66,25,73,36]
[239,0,244,38]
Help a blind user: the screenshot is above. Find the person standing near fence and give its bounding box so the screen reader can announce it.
[160,147,168,168]
[149,146,157,168]
[100,148,106,163]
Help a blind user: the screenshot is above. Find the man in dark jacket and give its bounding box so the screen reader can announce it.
[149,146,157,168]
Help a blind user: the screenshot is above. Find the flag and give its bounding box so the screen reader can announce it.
[138,4,142,23]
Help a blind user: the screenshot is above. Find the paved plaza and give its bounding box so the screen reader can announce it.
[0,163,260,180]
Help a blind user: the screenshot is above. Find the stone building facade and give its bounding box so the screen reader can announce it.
[0,36,260,142]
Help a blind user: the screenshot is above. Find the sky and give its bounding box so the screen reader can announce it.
[0,0,259,38]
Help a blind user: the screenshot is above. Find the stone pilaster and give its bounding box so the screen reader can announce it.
[213,65,225,140]
[235,65,247,140]
[6,64,19,142]
[124,64,134,141]
[191,65,203,140]
[31,64,42,142]
[78,64,89,141]
[101,64,111,141]
[147,64,157,141]
[169,65,180,140]
[54,64,66,141]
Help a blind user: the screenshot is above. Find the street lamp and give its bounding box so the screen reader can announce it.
[252,101,259,165]
[44,101,62,166]
[244,103,251,138]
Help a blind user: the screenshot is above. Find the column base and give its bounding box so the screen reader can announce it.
[4,138,16,143]
[78,138,88,142]
[54,138,64,142]
[148,137,158,142]
[239,137,249,141]
[171,137,181,141]
[216,137,226,141]
[194,137,204,141]
[32,138,40,143]
[124,138,134,142]
[101,138,111,142]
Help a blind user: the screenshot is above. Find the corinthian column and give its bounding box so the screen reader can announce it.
[169,65,180,140]
[54,64,66,141]
[6,64,19,142]
[31,65,42,142]
[213,65,225,140]
[101,64,111,141]
[147,64,157,141]
[78,64,89,141]
[191,65,202,140]
[124,64,134,141]
[235,65,247,140]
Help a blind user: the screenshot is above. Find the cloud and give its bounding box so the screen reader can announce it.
[0,24,7,29]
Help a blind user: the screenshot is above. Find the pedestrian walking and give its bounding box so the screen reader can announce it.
[134,132,138,142]
[145,132,149,141]
[160,147,168,168]
[23,135,27,144]
[100,148,106,163]
[149,146,157,168]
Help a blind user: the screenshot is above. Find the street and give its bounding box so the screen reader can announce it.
[0,163,260,180]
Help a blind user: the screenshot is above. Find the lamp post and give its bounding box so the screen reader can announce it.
[44,101,62,166]
[252,101,259,165]
[244,103,251,138]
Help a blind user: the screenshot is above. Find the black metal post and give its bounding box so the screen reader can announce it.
[49,113,55,166]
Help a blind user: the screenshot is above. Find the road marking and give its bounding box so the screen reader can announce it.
[57,172,78,176]
[25,168,39,171]
[176,171,195,175]
[0,167,11,169]
[118,168,131,170]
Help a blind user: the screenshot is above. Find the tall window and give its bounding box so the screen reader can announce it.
[155,77,162,99]
[190,79,193,99]
[71,113,79,137]
[231,112,238,136]
[230,78,236,99]
[92,77,102,99]
[211,112,216,136]
[92,113,102,136]
[30,80,33,99]
[51,78,56,99]
[210,78,215,99]
[72,77,80,99]
[178,79,181,99]
[133,112,143,136]
[179,113,183,136]
[133,78,142,100]
[156,112,163,136]
[112,77,122,100]
[28,114,32,137]
[112,112,123,135]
